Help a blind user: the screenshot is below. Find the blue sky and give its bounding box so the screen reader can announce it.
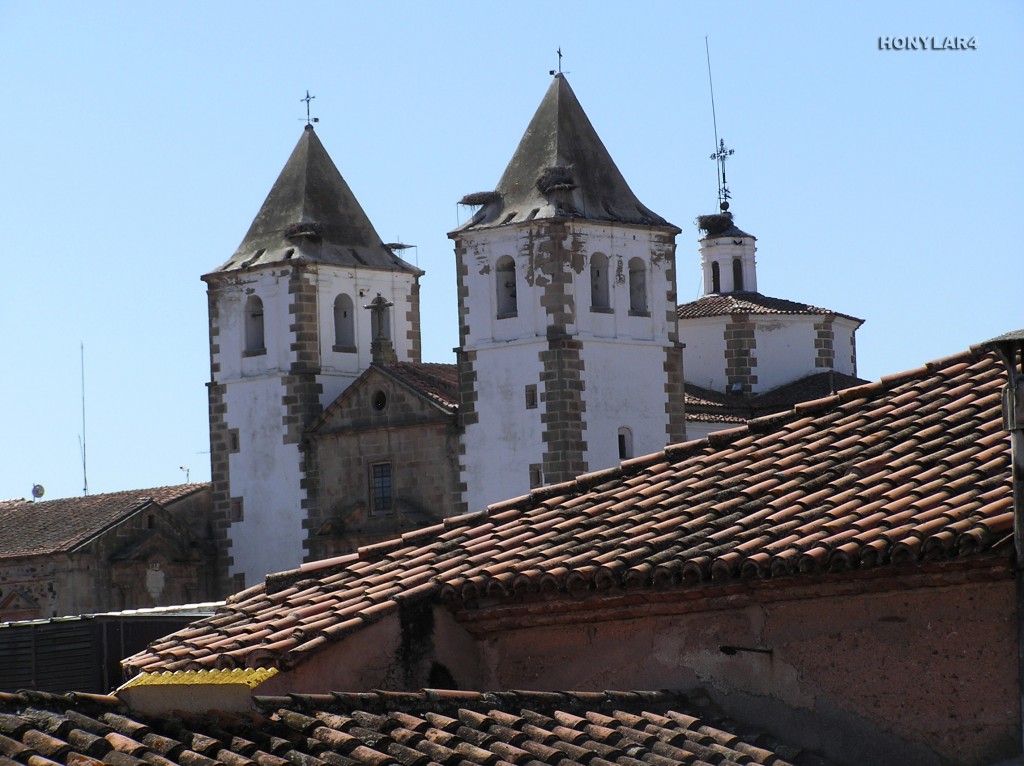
[1,2,1020,502]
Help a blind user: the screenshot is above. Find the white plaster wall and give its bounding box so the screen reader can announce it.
[683,419,737,443]
[315,266,420,382]
[699,236,757,294]
[211,269,307,586]
[681,314,859,395]
[460,223,675,350]
[224,375,305,584]
[833,317,860,376]
[460,342,544,513]
[213,270,289,381]
[679,317,729,391]
[208,259,425,587]
[579,341,671,465]
[752,316,821,392]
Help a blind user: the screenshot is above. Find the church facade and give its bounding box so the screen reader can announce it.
[203,75,860,592]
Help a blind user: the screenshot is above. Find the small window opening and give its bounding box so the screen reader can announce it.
[591,253,610,309]
[496,256,517,318]
[228,429,240,453]
[370,462,393,514]
[711,262,721,293]
[334,294,355,351]
[147,515,155,530]
[525,384,538,409]
[229,498,244,523]
[529,464,544,488]
[372,390,388,411]
[618,427,634,460]
[244,295,265,355]
[628,258,647,313]
[733,258,744,292]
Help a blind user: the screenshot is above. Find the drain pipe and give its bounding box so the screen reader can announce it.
[983,330,1024,754]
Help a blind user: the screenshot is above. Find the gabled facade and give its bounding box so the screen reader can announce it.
[449,74,686,513]
[304,362,460,561]
[202,125,423,591]
[0,484,214,620]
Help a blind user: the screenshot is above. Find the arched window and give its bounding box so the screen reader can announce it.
[628,258,647,313]
[618,427,634,460]
[244,295,265,355]
[333,294,355,351]
[732,258,744,292]
[591,253,610,310]
[711,261,721,293]
[496,256,517,318]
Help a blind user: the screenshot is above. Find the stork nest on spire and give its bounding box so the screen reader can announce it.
[458,191,502,207]
[536,166,576,195]
[696,213,734,236]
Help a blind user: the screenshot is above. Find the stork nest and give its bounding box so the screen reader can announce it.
[695,213,734,236]
[458,191,502,206]
[536,166,576,195]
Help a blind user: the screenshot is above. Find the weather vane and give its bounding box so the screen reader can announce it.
[711,138,735,211]
[704,37,734,211]
[301,90,319,126]
[549,47,564,76]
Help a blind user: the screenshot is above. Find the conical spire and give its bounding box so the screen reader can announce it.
[455,74,674,232]
[210,125,419,274]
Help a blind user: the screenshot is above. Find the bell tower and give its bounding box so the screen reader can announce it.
[449,74,687,515]
[203,125,422,591]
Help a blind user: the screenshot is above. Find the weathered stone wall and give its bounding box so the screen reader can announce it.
[257,571,1016,766]
[307,371,459,560]
[468,575,1017,766]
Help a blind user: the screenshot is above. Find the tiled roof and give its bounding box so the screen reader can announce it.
[0,688,833,766]
[684,372,870,422]
[453,74,674,233]
[379,363,458,412]
[208,126,420,276]
[125,347,1011,675]
[677,292,862,322]
[0,484,208,558]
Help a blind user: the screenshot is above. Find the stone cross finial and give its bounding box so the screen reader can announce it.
[364,293,397,363]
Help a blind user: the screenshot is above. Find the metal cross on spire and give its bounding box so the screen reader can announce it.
[549,47,564,76]
[710,138,735,211]
[301,90,319,126]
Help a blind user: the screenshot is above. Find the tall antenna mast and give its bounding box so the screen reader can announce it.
[705,37,735,212]
[80,341,89,496]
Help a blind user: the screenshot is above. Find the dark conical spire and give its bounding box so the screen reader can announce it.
[210,126,419,274]
[454,74,674,232]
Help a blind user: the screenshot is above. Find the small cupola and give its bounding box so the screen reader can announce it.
[697,211,757,295]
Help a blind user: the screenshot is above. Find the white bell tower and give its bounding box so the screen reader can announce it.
[203,124,422,591]
[450,74,687,515]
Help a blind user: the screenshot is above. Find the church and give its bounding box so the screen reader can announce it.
[203,73,861,592]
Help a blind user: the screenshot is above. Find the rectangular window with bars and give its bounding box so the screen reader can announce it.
[370,462,393,514]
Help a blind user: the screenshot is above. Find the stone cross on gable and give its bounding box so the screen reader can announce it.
[364,293,393,341]
[364,293,397,363]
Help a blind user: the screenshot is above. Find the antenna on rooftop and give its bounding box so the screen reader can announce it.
[300,90,319,126]
[385,239,418,267]
[705,37,734,212]
[79,341,89,497]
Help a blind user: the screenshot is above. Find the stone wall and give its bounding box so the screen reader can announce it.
[307,371,459,560]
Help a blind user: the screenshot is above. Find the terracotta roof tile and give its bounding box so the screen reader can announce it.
[127,347,1012,676]
[677,291,861,322]
[0,484,208,558]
